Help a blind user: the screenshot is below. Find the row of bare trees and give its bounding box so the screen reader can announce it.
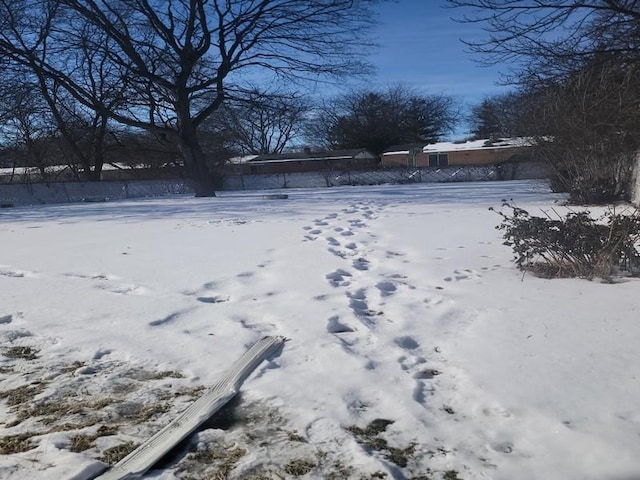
[0,0,380,196]
[452,0,640,203]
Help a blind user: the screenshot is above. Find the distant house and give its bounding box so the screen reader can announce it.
[228,148,379,175]
[382,138,532,168]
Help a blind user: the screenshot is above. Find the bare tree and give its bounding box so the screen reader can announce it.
[0,0,380,196]
[521,57,640,203]
[307,85,459,155]
[207,89,309,155]
[0,72,62,180]
[449,0,640,203]
[0,2,131,181]
[447,0,640,79]
[468,91,531,139]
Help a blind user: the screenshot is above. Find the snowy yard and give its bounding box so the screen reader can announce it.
[1,180,639,480]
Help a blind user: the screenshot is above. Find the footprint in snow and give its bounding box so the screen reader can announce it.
[0,266,35,278]
[443,269,482,282]
[327,315,355,334]
[328,248,349,259]
[347,289,381,324]
[398,354,427,371]
[398,353,435,405]
[395,336,420,351]
[65,272,121,281]
[92,348,113,360]
[423,295,445,307]
[197,295,230,304]
[483,407,512,418]
[325,269,352,287]
[352,258,370,271]
[326,237,341,246]
[413,368,441,380]
[376,281,397,296]
[491,442,514,454]
[149,310,189,327]
[95,284,150,295]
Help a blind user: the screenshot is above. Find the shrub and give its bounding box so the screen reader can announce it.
[492,203,640,279]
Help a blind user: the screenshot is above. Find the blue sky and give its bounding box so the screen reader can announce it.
[369,0,511,135]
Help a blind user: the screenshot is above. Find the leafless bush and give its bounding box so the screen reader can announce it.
[493,203,640,280]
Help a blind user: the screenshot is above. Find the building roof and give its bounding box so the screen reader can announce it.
[381,138,533,155]
[422,138,533,153]
[247,149,375,165]
[383,143,425,155]
[227,155,259,165]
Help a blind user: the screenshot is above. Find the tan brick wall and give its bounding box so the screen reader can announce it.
[444,147,527,166]
[382,153,410,167]
[382,146,530,167]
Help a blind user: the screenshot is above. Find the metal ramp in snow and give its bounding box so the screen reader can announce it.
[94,335,286,480]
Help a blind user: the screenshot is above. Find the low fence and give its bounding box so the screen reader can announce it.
[0,179,191,207]
[0,162,547,207]
[225,161,546,191]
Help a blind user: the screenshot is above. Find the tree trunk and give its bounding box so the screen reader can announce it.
[177,122,219,197]
[87,115,109,182]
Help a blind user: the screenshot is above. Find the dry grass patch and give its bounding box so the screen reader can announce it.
[3,346,39,360]
[156,384,206,401]
[442,471,462,480]
[284,429,307,443]
[136,403,170,423]
[0,383,46,406]
[17,396,116,425]
[346,418,418,468]
[283,458,316,476]
[59,361,86,374]
[151,370,184,380]
[100,441,139,464]
[182,445,247,480]
[114,401,170,424]
[47,420,106,433]
[69,434,96,453]
[59,424,118,453]
[0,432,37,454]
[62,424,120,453]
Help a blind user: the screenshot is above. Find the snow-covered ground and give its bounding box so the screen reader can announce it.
[1,180,639,480]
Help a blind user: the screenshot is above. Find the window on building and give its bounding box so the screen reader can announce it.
[428,153,449,167]
[408,151,417,168]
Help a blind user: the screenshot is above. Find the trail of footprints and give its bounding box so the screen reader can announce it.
[303,202,434,408]
[1,250,276,344]
[304,206,517,468]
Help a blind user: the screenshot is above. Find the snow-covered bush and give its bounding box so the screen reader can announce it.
[493,203,640,280]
